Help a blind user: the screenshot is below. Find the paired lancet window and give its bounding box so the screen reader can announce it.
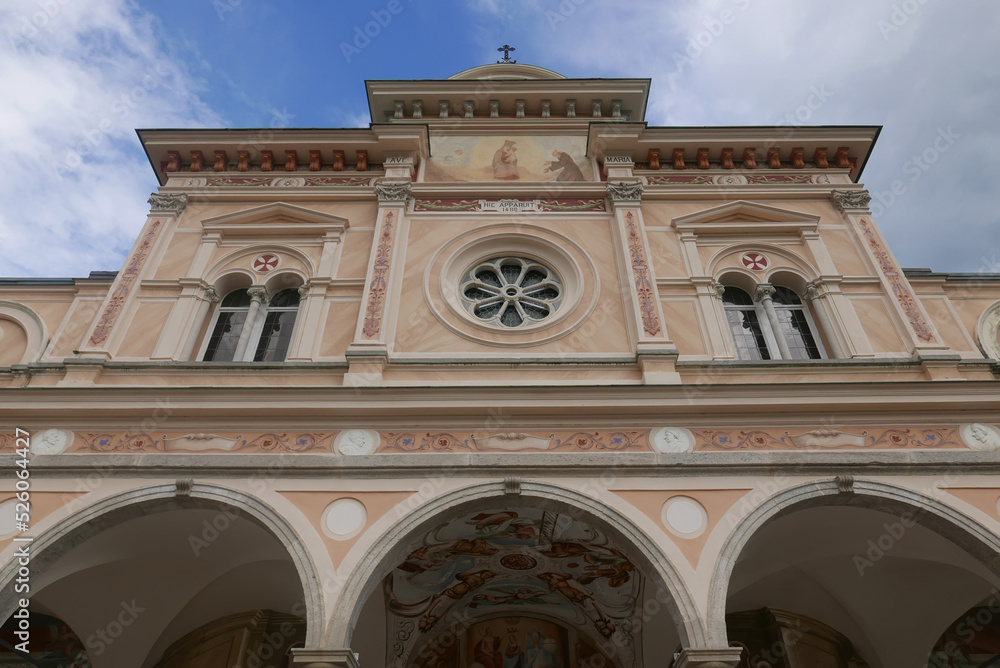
[202,288,300,362]
[722,285,823,360]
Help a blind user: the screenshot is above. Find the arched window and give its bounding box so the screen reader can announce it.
[722,287,770,360]
[771,286,821,360]
[202,289,251,362]
[721,284,823,361]
[201,287,300,362]
[252,289,300,362]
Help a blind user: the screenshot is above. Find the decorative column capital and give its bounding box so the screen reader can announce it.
[247,286,268,304]
[147,193,189,214]
[297,283,311,298]
[203,286,220,303]
[831,189,872,213]
[606,180,643,202]
[803,283,820,301]
[754,283,775,301]
[710,280,726,299]
[374,180,412,203]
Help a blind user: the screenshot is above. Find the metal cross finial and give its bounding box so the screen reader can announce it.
[496,44,517,63]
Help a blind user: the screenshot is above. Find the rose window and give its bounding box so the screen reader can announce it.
[461,257,562,328]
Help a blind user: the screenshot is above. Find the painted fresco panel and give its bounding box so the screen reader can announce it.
[426,136,592,182]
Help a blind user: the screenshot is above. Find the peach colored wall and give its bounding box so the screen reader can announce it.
[852,297,906,353]
[662,299,707,356]
[320,300,361,358]
[154,230,202,280]
[920,297,975,352]
[0,319,27,365]
[116,301,173,358]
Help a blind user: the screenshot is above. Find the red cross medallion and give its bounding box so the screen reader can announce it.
[252,254,279,272]
[741,252,769,271]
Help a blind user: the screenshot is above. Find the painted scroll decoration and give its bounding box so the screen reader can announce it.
[362,210,397,339]
[624,211,662,336]
[88,219,162,346]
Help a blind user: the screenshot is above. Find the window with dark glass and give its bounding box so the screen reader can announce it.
[252,289,300,362]
[201,287,301,362]
[721,285,824,361]
[722,287,770,360]
[771,286,821,360]
[202,289,251,362]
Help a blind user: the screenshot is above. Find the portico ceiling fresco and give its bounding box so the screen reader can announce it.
[383,507,640,667]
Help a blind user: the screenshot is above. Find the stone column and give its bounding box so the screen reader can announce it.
[290,649,359,668]
[345,181,411,386]
[606,179,680,383]
[755,283,791,359]
[232,286,267,361]
[179,286,219,361]
[673,647,744,668]
[285,282,320,361]
[699,278,736,360]
[803,283,844,358]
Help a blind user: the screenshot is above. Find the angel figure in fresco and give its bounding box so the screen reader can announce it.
[542,150,585,181]
[493,140,520,180]
[470,586,548,608]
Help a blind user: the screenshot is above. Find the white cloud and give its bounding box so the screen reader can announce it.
[464,0,1000,272]
[0,0,223,277]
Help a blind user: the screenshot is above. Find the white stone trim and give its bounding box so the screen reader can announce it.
[0,301,48,364]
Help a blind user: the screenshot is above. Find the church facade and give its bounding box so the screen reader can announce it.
[2,62,1000,668]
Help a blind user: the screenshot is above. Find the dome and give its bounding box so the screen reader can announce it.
[447,62,566,80]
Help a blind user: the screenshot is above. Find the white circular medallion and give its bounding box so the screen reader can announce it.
[32,429,72,455]
[0,499,21,539]
[335,429,379,455]
[651,427,694,453]
[961,423,1000,452]
[322,498,367,540]
[661,496,708,538]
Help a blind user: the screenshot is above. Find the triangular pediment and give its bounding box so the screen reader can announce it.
[673,200,820,234]
[201,201,349,236]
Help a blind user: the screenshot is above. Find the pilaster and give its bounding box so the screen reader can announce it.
[74,193,188,364]
[606,180,680,383]
[833,189,947,356]
[345,181,411,385]
[286,281,329,361]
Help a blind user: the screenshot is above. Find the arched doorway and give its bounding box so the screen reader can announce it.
[335,482,700,667]
[0,484,323,668]
[710,481,1000,667]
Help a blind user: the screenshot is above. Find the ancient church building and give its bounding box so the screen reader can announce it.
[2,61,1000,668]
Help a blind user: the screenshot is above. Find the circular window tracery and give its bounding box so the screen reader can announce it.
[460,257,562,328]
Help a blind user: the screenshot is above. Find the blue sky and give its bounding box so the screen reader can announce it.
[1,0,998,277]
